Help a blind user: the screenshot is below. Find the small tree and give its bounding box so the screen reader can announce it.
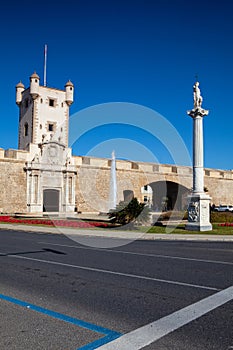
[108,197,150,225]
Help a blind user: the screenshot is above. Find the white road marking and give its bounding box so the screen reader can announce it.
[97,285,233,349]
[38,241,233,266]
[4,254,219,291]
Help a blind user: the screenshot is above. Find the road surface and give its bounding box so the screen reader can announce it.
[0,229,233,349]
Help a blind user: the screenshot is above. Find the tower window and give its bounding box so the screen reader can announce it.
[49,99,55,107]
[25,99,29,108]
[40,98,43,103]
[48,123,54,132]
[24,123,28,136]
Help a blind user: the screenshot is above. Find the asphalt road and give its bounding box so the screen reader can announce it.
[0,229,233,349]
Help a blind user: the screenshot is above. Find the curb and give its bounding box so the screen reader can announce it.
[0,223,233,242]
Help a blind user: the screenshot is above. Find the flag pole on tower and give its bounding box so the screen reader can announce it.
[44,44,47,87]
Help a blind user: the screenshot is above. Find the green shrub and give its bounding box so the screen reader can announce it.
[108,198,150,225]
[210,211,233,223]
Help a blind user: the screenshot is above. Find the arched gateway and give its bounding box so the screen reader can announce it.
[142,181,190,211]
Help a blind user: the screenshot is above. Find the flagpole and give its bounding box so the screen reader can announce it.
[44,44,47,87]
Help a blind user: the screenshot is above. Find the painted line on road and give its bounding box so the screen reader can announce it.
[0,293,121,349]
[96,285,233,349]
[77,334,121,350]
[39,241,233,267]
[4,253,220,291]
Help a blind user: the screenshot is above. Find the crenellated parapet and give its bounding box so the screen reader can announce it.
[71,155,233,179]
[1,148,232,181]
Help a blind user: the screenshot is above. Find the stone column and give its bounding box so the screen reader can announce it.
[185,82,212,231]
[193,110,205,193]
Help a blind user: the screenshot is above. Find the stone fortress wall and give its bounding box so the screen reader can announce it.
[0,149,27,213]
[73,155,233,212]
[1,147,232,214]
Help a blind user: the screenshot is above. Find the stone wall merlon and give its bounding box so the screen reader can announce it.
[223,173,233,179]
[204,168,233,179]
[89,158,109,167]
[115,161,132,170]
[0,148,4,158]
[137,164,153,172]
[39,86,66,94]
[176,167,192,175]
[4,149,29,161]
[159,165,172,173]
[72,156,83,166]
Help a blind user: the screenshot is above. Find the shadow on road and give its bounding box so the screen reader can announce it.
[0,248,66,256]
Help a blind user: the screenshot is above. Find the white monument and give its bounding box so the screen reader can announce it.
[108,150,117,211]
[185,81,212,231]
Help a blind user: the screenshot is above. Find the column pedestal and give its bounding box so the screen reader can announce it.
[186,193,212,231]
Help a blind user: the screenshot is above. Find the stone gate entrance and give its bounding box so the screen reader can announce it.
[43,189,60,212]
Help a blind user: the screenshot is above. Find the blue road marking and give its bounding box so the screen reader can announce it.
[0,293,122,349]
[77,333,121,350]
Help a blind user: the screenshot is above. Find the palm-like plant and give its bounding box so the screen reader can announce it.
[108,197,150,225]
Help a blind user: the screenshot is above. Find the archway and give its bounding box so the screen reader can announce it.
[146,181,190,211]
[43,189,60,212]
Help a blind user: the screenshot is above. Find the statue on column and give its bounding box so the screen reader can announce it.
[193,81,203,108]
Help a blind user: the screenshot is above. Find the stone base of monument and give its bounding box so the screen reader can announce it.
[185,193,212,231]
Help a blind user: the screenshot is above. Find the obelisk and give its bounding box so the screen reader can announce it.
[108,150,117,211]
[185,81,212,231]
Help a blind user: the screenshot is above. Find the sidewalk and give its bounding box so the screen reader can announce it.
[0,223,233,242]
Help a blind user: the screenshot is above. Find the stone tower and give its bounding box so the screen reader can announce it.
[16,73,76,215]
[16,72,74,152]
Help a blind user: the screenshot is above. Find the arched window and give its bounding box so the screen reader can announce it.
[24,123,28,137]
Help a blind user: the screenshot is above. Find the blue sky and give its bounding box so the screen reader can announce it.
[0,0,232,170]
